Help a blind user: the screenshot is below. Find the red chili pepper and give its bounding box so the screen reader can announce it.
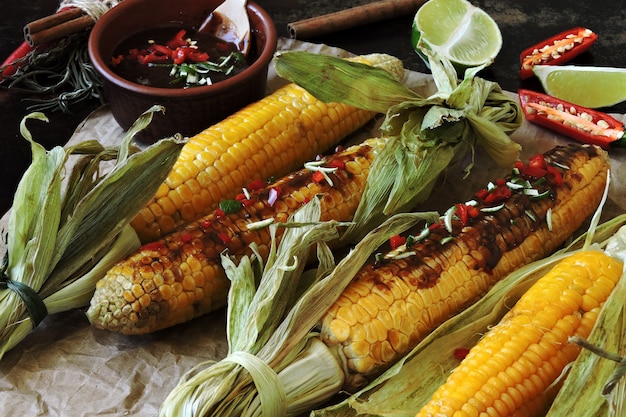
[389,235,406,249]
[519,89,626,149]
[217,232,231,244]
[453,347,470,360]
[483,185,512,203]
[167,29,188,48]
[311,171,326,183]
[247,179,266,191]
[455,203,469,225]
[140,241,166,251]
[180,233,194,243]
[1,41,34,78]
[327,159,346,170]
[546,165,563,186]
[519,27,597,79]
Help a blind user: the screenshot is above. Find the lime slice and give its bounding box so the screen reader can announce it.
[533,65,626,108]
[411,0,502,68]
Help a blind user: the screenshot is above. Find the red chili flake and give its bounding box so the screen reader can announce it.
[167,29,188,48]
[475,188,490,201]
[235,193,247,201]
[111,54,124,66]
[201,219,212,230]
[467,205,480,219]
[247,179,266,192]
[217,232,231,244]
[242,199,255,207]
[453,347,470,360]
[455,203,469,225]
[311,170,326,183]
[528,153,548,170]
[302,197,311,205]
[429,222,442,231]
[180,233,193,243]
[484,185,512,203]
[215,208,225,218]
[140,241,165,251]
[520,165,547,179]
[546,165,563,186]
[389,235,406,249]
[496,178,506,187]
[268,187,281,207]
[327,159,346,170]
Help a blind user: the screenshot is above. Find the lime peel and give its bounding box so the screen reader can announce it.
[412,0,502,70]
[533,64,626,108]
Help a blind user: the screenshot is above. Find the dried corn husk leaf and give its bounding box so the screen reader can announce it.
[312,210,626,417]
[0,106,185,358]
[274,50,522,242]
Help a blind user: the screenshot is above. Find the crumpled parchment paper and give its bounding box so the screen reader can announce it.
[1,38,625,417]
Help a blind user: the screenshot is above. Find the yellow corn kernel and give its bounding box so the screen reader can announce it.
[415,251,623,417]
[130,53,405,243]
[319,143,610,392]
[87,137,387,334]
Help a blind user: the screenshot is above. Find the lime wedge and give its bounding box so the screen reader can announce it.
[411,0,502,68]
[533,65,626,108]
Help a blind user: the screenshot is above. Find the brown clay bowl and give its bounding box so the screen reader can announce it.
[88,0,277,143]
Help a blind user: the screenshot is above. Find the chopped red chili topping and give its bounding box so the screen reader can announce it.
[453,347,470,360]
[389,235,406,249]
[217,232,231,244]
[180,233,193,243]
[201,219,212,230]
[483,185,512,204]
[215,208,225,218]
[327,159,346,170]
[311,171,326,184]
[247,179,266,192]
[140,241,165,251]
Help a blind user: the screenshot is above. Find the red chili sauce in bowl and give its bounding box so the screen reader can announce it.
[109,25,250,89]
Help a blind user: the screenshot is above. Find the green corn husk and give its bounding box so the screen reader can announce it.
[159,195,439,417]
[311,182,626,417]
[274,48,522,242]
[0,105,186,358]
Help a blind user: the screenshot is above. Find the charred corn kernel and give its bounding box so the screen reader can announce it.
[415,251,623,417]
[87,137,387,334]
[319,143,611,392]
[130,53,405,243]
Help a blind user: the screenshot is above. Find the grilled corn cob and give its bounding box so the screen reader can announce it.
[130,53,405,243]
[319,143,610,391]
[415,250,623,417]
[87,137,387,334]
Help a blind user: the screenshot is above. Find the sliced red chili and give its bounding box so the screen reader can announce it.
[217,232,231,244]
[327,159,346,170]
[455,203,469,225]
[311,170,326,183]
[453,347,470,360]
[180,233,194,243]
[167,29,188,48]
[545,165,563,186]
[483,185,512,203]
[247,179,266,191]
[519,89,626,149]
[519,27,597,79]
[389,235,406,250]
[140,241,166,251]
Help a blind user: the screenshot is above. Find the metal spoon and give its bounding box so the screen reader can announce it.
[198,0,250,55]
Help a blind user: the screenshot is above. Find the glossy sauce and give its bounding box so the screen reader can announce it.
[110,24,250,88]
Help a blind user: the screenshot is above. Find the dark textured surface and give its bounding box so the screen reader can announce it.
[1,0,625,216]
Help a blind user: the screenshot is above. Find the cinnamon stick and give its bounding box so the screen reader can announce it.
[288,0,427,39]
[24,8,95,47]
